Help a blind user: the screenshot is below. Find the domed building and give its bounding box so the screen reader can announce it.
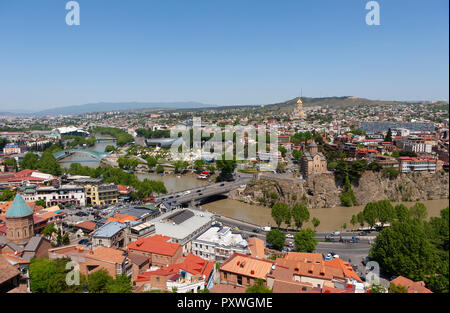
[300,141,327,178]
[291,98,307,120]
[5,194,34,244]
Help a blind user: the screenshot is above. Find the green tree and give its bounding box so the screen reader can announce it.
[394,204,410,222]
[38,151,62,176]
[156,164,165,174]
[0,188,16,201]
[291,203,310,229]
[194,159,206,172]
[104,145,116,153]
[350,215,358,228]
[370,221,440,284]
[20,152,39,170]
[381,167,399,180]
[246,279,273,293]
[266,229,286,251]
[312,217,320,230]
[215,155,237,182]
[389,283,408,293]
[42,224,58,239]
[35,199,46,208]
[271,202,290,228]
[278,146,287,158]
[385,128,393,142]
[377,200,395,226]
[107,274,133,293]
[368,283,386,293]
[409,202,428,222]
[294,228,317,253]
[29,257,86,293]
[145,156,158,169]
[87,269,114,293]
[363,202,378,228]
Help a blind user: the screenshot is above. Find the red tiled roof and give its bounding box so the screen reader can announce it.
[390,276,432,293]
[127,235,181,257]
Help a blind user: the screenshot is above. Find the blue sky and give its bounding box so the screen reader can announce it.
[0,0,448,111]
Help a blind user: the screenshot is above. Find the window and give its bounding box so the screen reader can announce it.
[223,273,227,281]
[237,275,242,285]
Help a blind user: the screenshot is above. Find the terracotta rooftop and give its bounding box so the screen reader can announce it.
[390,276,432,293]
[85,246,126,264]
[0,254,21,284]
[127,235,181,257]
[248,237,265,259]
[220,253,274,280]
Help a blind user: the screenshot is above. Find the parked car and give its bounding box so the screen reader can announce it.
[252,229,260,233]
[331,231,341,236]
[286,233,294,238]
[78,239,90,245]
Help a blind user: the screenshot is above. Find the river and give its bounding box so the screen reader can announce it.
[136,173,210,193]
[59,135,116,169]
[202,198,449,232]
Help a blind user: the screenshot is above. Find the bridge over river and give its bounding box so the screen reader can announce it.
[155,176,252,206]
[53,149,111,161]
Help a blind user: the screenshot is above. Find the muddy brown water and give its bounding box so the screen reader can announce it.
[202,198,449,232]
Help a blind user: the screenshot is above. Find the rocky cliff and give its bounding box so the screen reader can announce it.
[229,171,449,209]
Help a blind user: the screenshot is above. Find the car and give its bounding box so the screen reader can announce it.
[252,229,260,233]
[78,239,90,245]
[286,233,294,238]
[220,183,225,186]
[331,231,341,236]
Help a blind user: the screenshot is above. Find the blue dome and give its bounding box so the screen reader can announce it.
[6,194,33,218]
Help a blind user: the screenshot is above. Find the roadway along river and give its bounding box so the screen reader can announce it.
[202,198,450,232]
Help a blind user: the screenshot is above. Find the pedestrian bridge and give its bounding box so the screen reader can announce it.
[53,149,111,161]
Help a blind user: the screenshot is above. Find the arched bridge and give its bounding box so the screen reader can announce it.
[53,149,111,161]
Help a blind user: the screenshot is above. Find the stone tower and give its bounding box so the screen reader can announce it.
[6,194,34,244]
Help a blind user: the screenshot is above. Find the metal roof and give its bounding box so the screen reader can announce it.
[6,194,33,218]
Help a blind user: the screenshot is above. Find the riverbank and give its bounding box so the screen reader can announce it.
[202,198,449,232]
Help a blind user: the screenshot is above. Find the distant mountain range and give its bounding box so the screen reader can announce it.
[29,101,217,116]
[1,97,447,117]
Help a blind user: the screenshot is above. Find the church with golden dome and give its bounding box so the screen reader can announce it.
[291,97,307,120]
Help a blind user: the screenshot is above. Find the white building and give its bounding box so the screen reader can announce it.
[149,208,215,256]
[19,184,86,207]
[192,226,249,262]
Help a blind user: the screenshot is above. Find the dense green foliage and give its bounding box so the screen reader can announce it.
[294,228,318,252]
[136,128,170,139]
[64,135,96,148]
[271,202,290,228]
[0,188,17,201]
[67,163,167,198]
[245,279,273,293]
[91,127,134,146]
[291,203,310,229]
[215,155,237,182]
[87,269,132,293]
[20,152,39,170]
[370,207,449,293]
[37,151,62,176]
[266,229,286,251]
[381,166,399,179]
[29,257,86,293]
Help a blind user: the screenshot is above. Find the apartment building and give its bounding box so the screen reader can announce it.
[192,226,249,262]
[398,157,437,173]
[19,184,86,207]
[85,183,119,206]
